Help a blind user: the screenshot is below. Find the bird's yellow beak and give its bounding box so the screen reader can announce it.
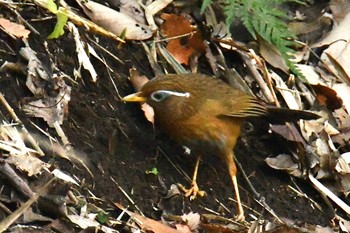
[122,92,146,102]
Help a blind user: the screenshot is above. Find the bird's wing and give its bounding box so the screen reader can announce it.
[219,93,268,118]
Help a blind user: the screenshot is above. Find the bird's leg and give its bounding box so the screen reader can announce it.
[231,173,245,221]
[227,152,245,221]
[178,154,206,200]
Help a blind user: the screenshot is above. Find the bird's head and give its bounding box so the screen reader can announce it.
[122,74,202,120]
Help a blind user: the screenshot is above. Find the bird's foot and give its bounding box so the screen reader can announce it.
[177,182,206,200]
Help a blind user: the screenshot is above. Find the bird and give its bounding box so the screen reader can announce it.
[122,73,319,221]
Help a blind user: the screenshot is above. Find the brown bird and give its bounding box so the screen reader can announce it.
[122,73,318,221]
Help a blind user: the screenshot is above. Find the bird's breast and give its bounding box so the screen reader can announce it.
[157,112,244,155]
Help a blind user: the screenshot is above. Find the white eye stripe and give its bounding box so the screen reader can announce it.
[158,90,190,98]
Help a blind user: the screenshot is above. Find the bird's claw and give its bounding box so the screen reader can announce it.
[177,182,206,200]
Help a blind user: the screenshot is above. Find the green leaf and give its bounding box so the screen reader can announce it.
[46,0,58,13]
[47,10,68,39]
[201,0,304,80]
[200,0,212,13]
[145,167,159,175]
[97,212,109,224]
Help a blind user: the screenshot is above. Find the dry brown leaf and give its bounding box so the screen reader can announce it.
[22,86,71,127]
[160,13,205,65]
[166,40,195,65]
[129,68,149,91]
[265,154,302,177]
[330,0,350,23]
[332,83,350,114]
[68,23,97,82]
[128,69,154,124]
[200,223,240,233]
[335,152,350,175]
[141,103,155,124]
[312,11,350,85]
[20,43,71,127]
[269,124,305,143]
[7,154,46,176]
[312,84,343,110]
[77,0,152,40]
[331,108,350,149]
[258,36,288,73]
[175,224,192,233]
[181,212,200,232]
[113,202,179,233]
[0,18,30,38]
[120,0,146,24]
[301,119,325,141]
[289,15,333,43]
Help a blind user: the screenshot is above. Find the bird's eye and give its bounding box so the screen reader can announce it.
[150,90,190,102]
[150,91,169,102]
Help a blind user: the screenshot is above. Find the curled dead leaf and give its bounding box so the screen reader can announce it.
[312,84,343,110]
[266,154,302,177]
[127,69,154,124]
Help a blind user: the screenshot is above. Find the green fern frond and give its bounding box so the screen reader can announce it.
[202,0,305,80]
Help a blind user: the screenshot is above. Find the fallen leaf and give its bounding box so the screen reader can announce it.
[312,11,350,85]
[0,18,30,38]
[312,84,343,110]
[258,36,288,73]
[265,154,302,177]
[181,212,200,232]
[330,0,350,23]
[270,71,301,110]
[160,13,205,65]
[68,22,97,82]
[141,103,155,124]
[128,69,154,124]
[332,83,350,114]
[113,203,179,233]
[120,0,146,24]
[289,15,333,43]
[7,154,45,176]
[129,68,149,91]
[175,224,192,233]
[77,0,153,40]
[339,214,350,231]
[335,152,350,175]
[297,64,324,85]
[269,124,305,143]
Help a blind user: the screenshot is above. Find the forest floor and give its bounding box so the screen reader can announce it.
[0,0,349,232]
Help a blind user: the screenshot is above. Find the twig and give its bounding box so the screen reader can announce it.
[288,182,323,211]
[201,213,247,227]
[157,146,191,182]
[202,206,221,216]
[110,176,144,216]
[0,160,34,198]
[1,2,40,35]
[0,177,55,232]
[309,173,350,215]
[141,40,163,76]
[0,202,12,215]
[0,93,44,156]
[214,197,231,214]
[237,51,274,103]
[104,57,122,100]
[233,156,283,223]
